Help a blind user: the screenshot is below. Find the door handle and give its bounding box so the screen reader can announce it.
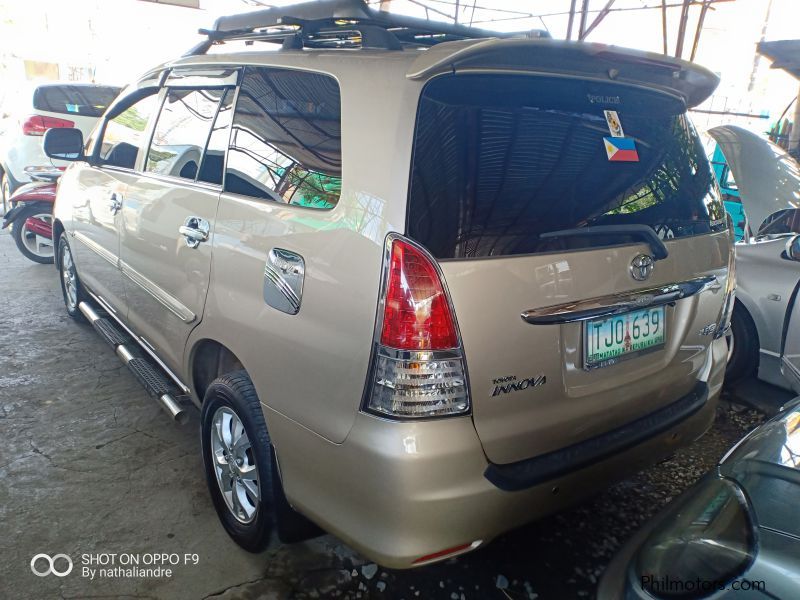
[109,193,122,215]
[179,216,210,249]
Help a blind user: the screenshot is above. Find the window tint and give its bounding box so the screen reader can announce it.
[146,88,224,181]
[197,89,234,185]
[33,85,120,118]
[225,66,341,209]
[408,75,727,259]
[98,92,159,169]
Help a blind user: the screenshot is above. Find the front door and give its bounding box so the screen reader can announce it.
[119,72,236,374]
[70,89,162,317]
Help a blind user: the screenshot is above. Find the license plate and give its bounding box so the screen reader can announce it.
[584,306,666,369]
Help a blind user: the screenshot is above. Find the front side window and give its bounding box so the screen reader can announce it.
[408,74,727,259]
[98,91,159,170]
[225,66,342,209]
[145,88,225,181]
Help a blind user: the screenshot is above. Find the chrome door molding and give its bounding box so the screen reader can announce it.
[263,248,305,315]
[73,231,119,267]
[120,260,196,324]
[522,276,718,325]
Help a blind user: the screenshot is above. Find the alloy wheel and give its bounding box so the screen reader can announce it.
[61,242,78,311]
[210,406,261,524]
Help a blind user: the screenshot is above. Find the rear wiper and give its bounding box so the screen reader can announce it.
[539,224,668,260]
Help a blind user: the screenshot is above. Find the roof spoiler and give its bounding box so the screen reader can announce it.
[186,0,548,55]
[407,38,719,108]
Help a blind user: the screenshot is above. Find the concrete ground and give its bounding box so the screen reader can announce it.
[0,229,769,600]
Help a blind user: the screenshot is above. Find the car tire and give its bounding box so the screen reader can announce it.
[12,205,54,264]
[57,235,87,321]
[725,302,759,383]
[201,370,322,551]
[1,172,10,215]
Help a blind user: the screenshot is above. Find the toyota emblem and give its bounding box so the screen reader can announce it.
[630,254,655,281]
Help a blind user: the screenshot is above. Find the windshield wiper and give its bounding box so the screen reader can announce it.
[539,224,669,260]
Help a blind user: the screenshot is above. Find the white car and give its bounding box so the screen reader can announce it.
[0,82,119,212]
[707,125,800,392]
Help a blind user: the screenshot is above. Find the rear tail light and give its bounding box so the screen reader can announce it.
[364,235,470,419]
[22,115,75,136]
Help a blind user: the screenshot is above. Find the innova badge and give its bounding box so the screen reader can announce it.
[630,254,655,281]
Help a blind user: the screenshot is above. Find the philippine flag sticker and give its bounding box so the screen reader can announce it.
[603,136,639,162]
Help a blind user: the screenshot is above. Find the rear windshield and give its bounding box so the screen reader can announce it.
[33,85,120,118]
[407,74,726,259]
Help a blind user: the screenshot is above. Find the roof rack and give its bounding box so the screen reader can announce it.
[186,0,549,56]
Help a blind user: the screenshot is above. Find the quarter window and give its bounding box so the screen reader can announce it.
[146,88,225,181]
[225,66,342,209]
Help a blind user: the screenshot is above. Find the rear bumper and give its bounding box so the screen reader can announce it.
[268,337,727,569]
[485,381,708,491]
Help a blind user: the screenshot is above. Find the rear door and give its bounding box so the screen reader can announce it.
[406,74,731,464]
[119,68,237,374]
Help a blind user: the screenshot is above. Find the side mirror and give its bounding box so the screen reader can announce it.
[786,235,800,262]
[43,127,84,161]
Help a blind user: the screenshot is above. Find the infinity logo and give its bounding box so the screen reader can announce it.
[30,553,73,577]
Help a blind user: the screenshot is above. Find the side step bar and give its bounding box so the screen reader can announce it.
[79,302,190,425]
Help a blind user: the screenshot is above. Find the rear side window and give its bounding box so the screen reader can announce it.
[225,66,342,209]
[33,85,120,118]
[408,74,726,259]
[198,89,234,185]
[145,88,225,181]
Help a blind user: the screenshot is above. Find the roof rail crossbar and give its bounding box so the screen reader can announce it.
[185,0,548,56]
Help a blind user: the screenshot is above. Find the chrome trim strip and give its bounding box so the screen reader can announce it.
[73,231,119,267]
[89,292,191,393]
[263,248,305,315]
[264,264,302,313]
[120,260,196,324]
[96,294,116,314]
[522,276,718,325]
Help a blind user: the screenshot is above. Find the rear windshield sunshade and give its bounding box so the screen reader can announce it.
[33,85,120,118]
[407,74,727,259]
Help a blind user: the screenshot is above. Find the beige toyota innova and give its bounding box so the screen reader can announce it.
[45,0,734,568]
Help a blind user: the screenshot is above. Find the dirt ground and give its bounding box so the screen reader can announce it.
[0,229,766,600]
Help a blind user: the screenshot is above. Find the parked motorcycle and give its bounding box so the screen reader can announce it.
[1,170,58,264]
